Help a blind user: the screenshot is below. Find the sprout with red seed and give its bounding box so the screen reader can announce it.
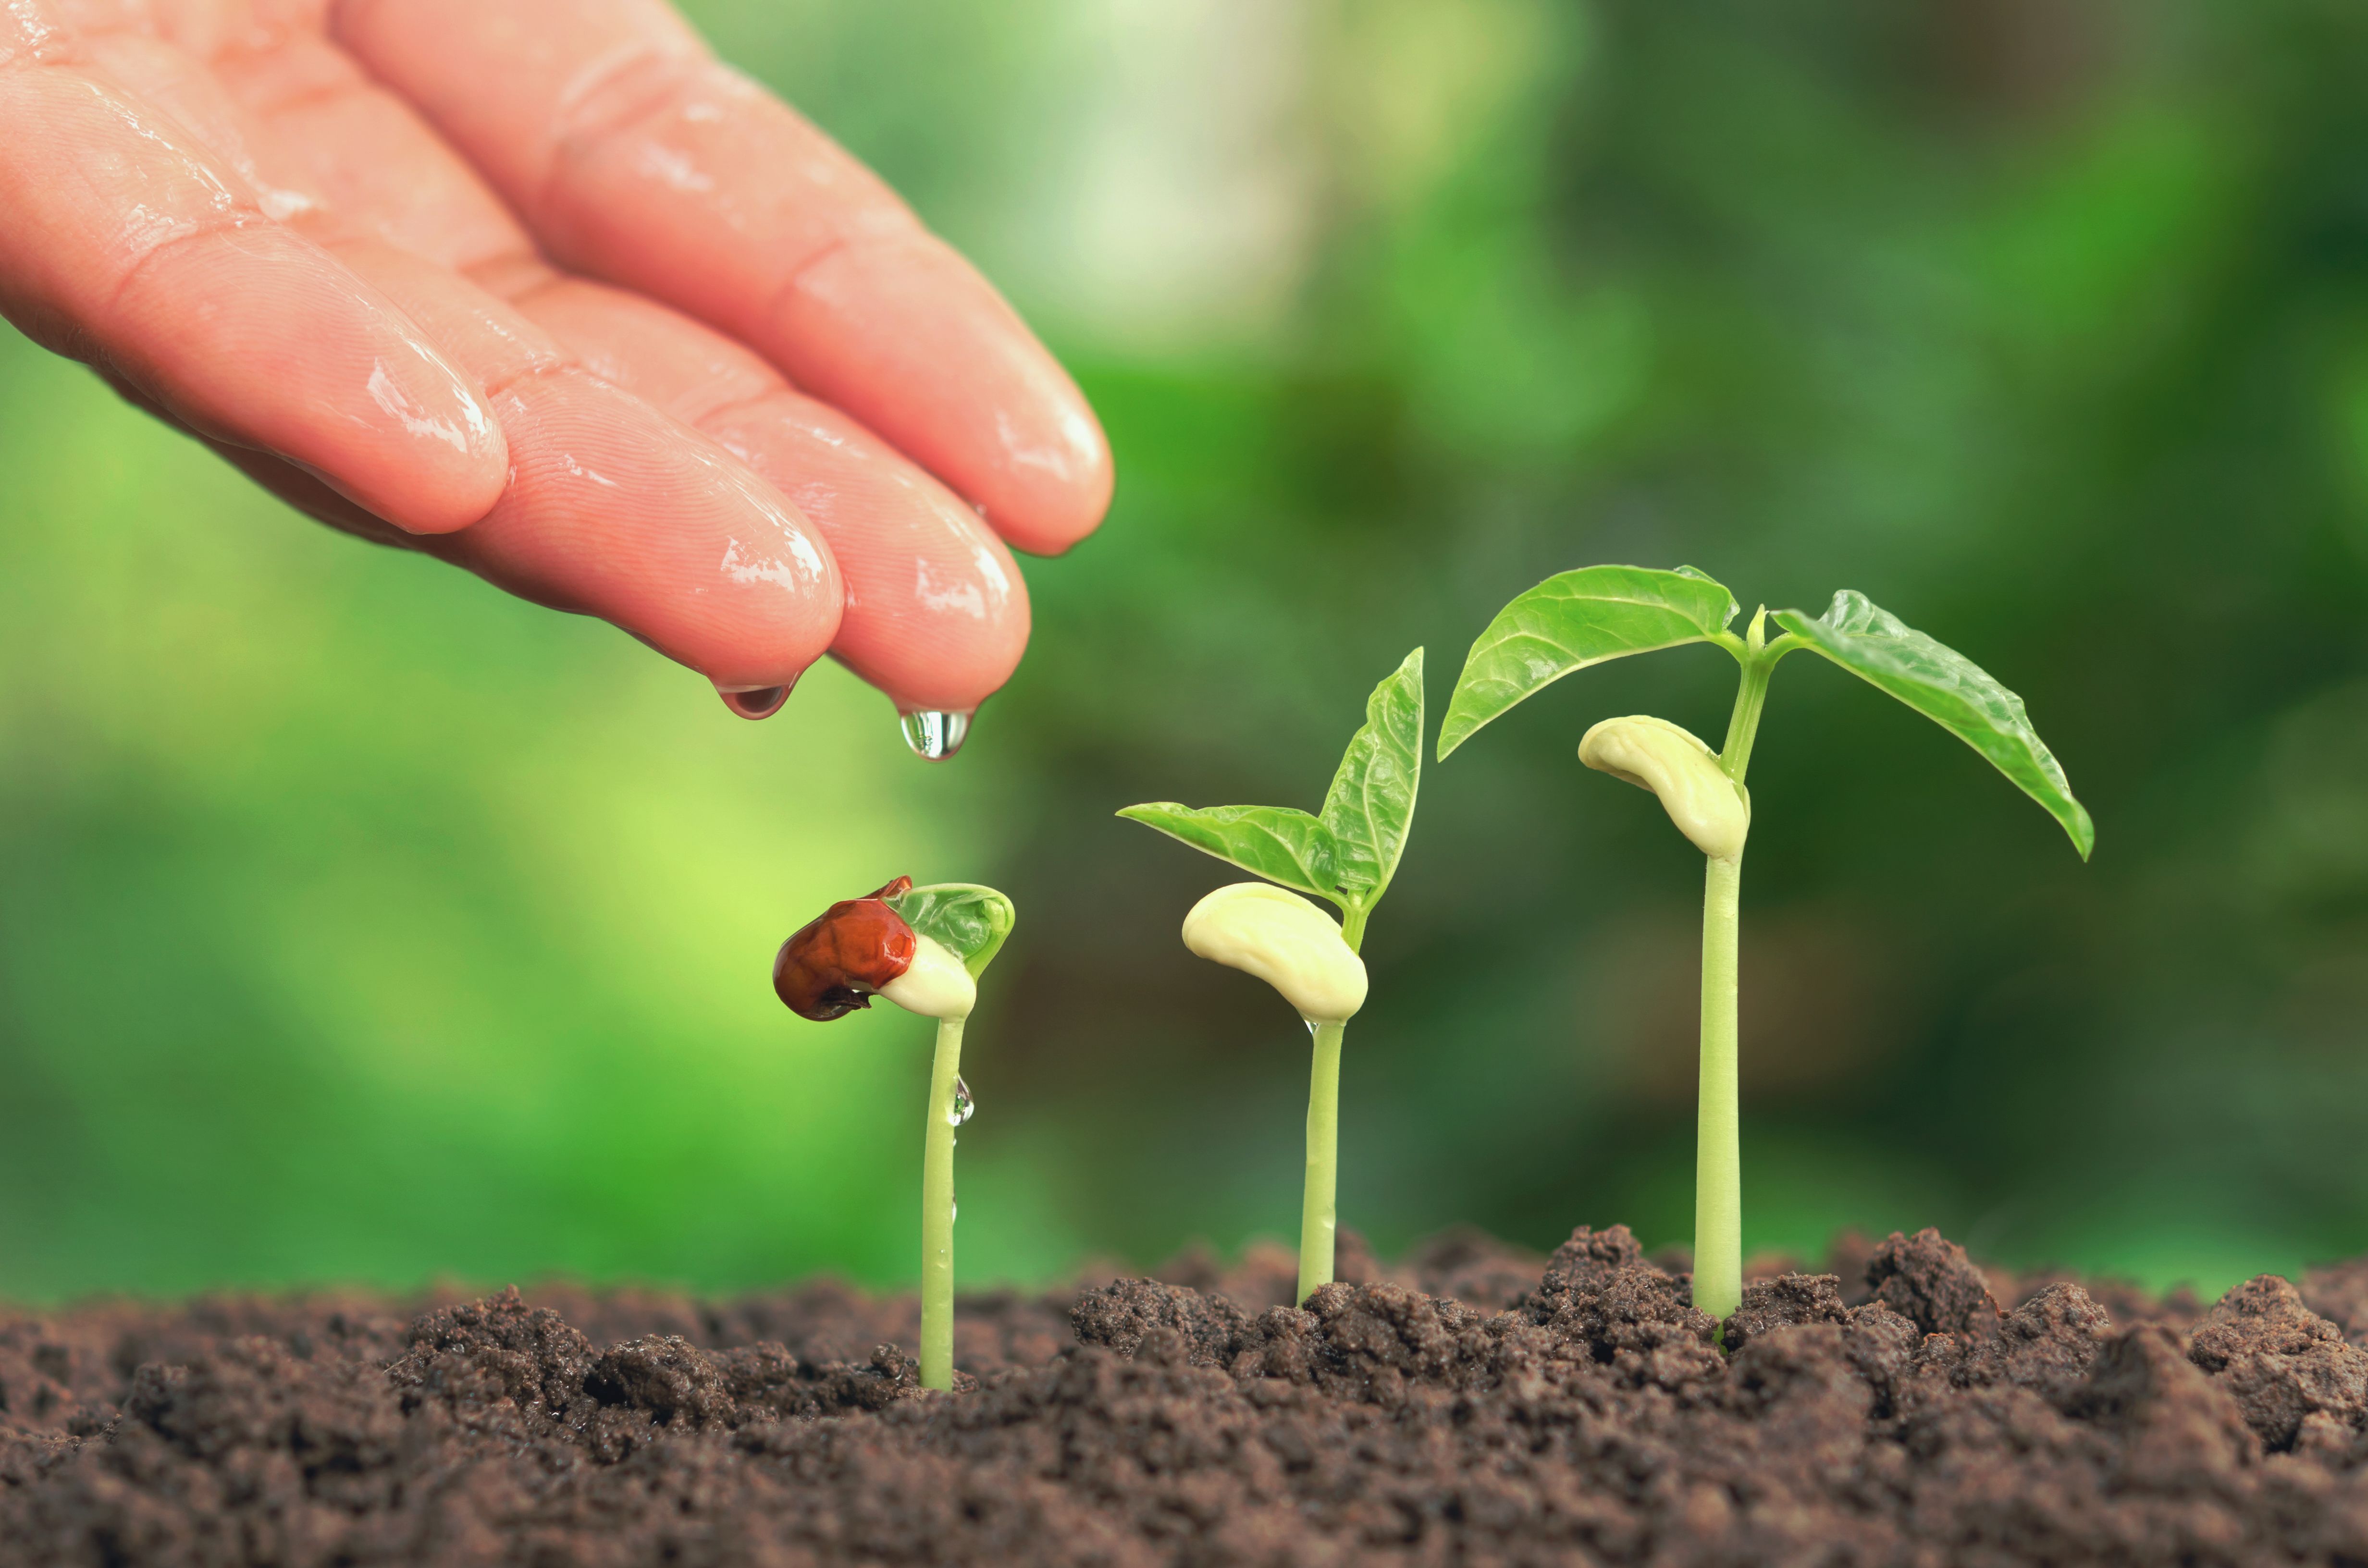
[773,877,1013,1390]
[774,877,979,1022]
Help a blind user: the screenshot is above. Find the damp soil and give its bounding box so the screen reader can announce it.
[7,1224,2368,1566]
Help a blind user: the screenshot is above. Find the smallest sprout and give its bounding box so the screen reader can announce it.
[773,878,977,1020]
[772,875,1013,1392]
[1579,716,1750,863]
[1183,883,1368,1025]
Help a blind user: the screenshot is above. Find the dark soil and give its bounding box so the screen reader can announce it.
[8,1224,2368,1566]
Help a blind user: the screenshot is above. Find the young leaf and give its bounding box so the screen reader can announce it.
[1320,648,1424,905]
[888,883,1017,978]
[1114,804,1344,905]
[1772,590,2095,860]
[1438,565,1741,759]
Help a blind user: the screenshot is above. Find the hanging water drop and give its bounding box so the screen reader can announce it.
[718,685,789,720]
[947,1075,976,1126]
[899,708,973,760]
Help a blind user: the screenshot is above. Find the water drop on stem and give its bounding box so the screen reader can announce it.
[947,1075,976,1126]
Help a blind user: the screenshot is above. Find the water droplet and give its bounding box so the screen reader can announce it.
[950,1192,957,1223]
[1306,1019,1318,1038]
[947,1076,976,1126]
[899,708,973,760]
[718,685,789,720]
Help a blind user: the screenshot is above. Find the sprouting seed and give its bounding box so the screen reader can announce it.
[773,877,1014,1390]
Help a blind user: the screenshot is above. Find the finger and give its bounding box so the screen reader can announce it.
[62,24,493,552]
[511,275,1030,714]
[204,30,533,271]
[80,24,843,686]
[0,14,507,535]
[325,238,846,686]
[333,0,1115,555]
[201,29,1027,710]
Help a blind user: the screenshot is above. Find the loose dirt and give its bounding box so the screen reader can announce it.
[7,1225,2368,1565]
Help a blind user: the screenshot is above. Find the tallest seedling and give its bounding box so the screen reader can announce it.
[1439,567,2091,1323]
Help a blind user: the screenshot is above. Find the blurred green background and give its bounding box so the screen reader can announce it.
[7,0,2368,1307]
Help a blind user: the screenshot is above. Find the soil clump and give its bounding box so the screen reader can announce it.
[7,1225,2368,1565]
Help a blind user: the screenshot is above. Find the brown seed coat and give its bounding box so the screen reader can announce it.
[772,876,917,1020]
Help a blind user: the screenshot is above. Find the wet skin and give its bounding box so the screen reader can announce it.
[0,0,1113,714]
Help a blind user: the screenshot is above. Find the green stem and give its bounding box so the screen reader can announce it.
[1718,634,1777,784]
[1292,901,1368,1306]
[1298,1018,1344,1305]
[1691,617,1790,1327]
[920,1015,965,1391]
[1694,854,1742,1323]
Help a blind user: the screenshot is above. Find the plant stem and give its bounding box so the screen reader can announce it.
[920,1015,965,1390]
[1298,1019,1344,1305]
[1692,619,1791,1326]
[1694,853,1742,1323]
[1293,901,1369,1306]
[1718,630,1777,784]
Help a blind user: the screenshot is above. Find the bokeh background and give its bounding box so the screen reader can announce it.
[7,0,2368,1307]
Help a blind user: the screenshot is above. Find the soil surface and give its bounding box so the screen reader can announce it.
[8,1224,2368,1566]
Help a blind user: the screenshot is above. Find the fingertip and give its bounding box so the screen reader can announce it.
[433,367,843,685]
[979,391,1113,557]
[108,224,511,536]
[308,350,509,535]
[505,278,1043,713]
[691,390,1034,711]
[774,234,1114,559]
[836,523,1034,714]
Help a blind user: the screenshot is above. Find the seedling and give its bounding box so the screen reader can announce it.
[1439,567,2091,1323]
[1121,649,1423,1305]
[773,877,1015,1390]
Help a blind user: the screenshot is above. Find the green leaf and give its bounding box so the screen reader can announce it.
[1438,565,1740,758]
[887,883,1016,978]
[1773,590,2095,860]
[1320,648,1424,904]
[1115,804,1343,905]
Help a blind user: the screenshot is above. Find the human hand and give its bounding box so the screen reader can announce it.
[0,0,1112,727]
